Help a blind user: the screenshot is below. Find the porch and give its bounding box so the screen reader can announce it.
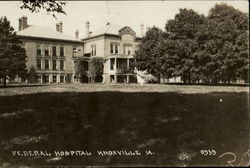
[104,55,136,83]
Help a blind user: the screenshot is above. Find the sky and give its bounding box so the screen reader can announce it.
[0,0,248,38]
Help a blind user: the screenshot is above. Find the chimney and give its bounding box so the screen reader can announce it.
[22,16,28,29]
[59,21,63,33]
[18,17,22,31]
[75,30,79,39]
[56,23,60,32]
[140,24,144,37]
[85,21,90,37]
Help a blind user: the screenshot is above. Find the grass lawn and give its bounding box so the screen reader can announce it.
[0,84,249,167]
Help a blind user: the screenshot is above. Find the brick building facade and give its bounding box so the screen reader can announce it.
[15,16,144,84]
[17,16,84,84]
[82,22,142,83]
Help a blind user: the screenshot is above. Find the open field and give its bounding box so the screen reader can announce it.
[0,84,249,167]
[0,83,248,96]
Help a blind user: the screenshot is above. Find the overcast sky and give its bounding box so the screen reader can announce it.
[0,1,248,38]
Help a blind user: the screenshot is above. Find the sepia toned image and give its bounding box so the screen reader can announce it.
[0,0,249,167]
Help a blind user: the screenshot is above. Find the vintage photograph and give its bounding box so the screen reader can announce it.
[0,0,249,167]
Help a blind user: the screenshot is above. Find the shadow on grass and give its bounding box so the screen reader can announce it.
[163,82,249,87]
[0,84,46,88]
[0,91,249,167]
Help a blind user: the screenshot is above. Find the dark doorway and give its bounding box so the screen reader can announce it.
[81,74,89,83]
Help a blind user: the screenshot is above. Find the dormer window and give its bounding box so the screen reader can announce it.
[110,43,119,54]
[91,44,96,56]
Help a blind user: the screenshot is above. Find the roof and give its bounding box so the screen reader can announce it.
[83,22,142,40]
[17,25,82,43]
[93,22,123,36]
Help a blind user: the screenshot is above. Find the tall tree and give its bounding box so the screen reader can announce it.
[165,8,205,83]
[134,26,164,82]
[0,17,27,86]
[27,66,37,83]
[134,4,248,84]
[89,57,104,82]
[203,3,249,83]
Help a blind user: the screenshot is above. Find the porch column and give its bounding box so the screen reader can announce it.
[115,57,117,83]
[127,58,129,70]
[114,75,117,83]
[41,74,43,83]
[115,57,117,70]
[127,75,129,84]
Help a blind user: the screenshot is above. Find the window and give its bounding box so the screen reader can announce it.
[44,45,49,56]
[45,59,49,70]
[60,75,64,83]
[110,43,119,54]
[37,44,42,55]
[110,75,115,83]
[37,75,42,83]
[37,59,42,70]
[73,46,77,53]
[91,45,96,56]
[110,58,115,70]
[115,45,119,54]
[124,45,132,55]
[52,59,57,70]
[44,75,49,83]
[60,60,65,70]
[52,46,57,56]
[110,44,113,54]
[60,46,64,57]
[52,75,57,83]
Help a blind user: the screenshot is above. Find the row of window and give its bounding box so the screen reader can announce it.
[37,44,65,57]
[37,75,65,83]
[110,44,133,55]
[37,58,65,71]
[90,43,133,56]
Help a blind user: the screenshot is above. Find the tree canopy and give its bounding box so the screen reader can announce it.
[134,3,249,84]
[20,0,66,18]
[0,17,27,86]
[134,26,165,82]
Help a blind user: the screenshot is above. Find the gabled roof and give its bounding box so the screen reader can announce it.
[17,25,82,43]
[82,22,142,41]
[93,22,123,36]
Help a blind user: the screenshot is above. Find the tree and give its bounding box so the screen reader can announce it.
[135,4,248,85]
[74,57,89,82]
[165,8,206,83]
[27,66,37,83]
[201,3,249,83]
[134,26,164,83]
[0,17,27,86]
[89,57,104,82]
[20,0,66,18]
